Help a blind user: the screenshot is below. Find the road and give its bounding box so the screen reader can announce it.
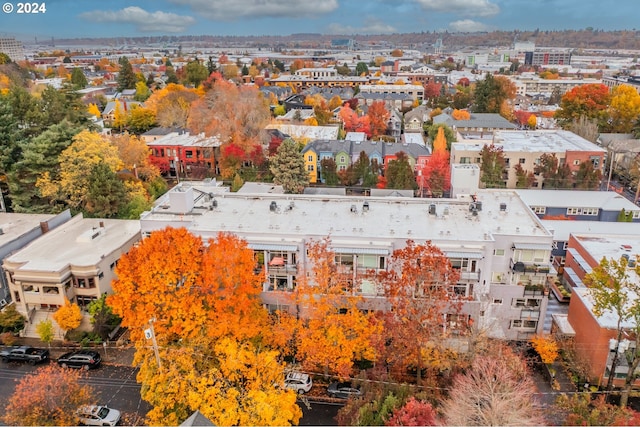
[0,361,340,425]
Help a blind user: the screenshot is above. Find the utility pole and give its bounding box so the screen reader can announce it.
[146,317,162,370]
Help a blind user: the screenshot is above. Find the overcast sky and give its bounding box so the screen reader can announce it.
[1,0,637,41]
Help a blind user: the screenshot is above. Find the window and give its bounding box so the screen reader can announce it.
[531,206,546,214]
[510,319,522,328]
[513,298,526,307]
[185,150,193,158]
[307,155,313,162]
[493,299,502,304]
[519,158,526,164]
[573,159,580,166]
[475,157,481,163]
[563,242,569,250]
[307,164,314,171]
[523,320,538,328]
[504,158,510,166]
[633,211,640,219]
[567,207,598,216]
[460,157,471,164]
[340,155,346,163]
[494,249,505,256]
[552,241,558,250]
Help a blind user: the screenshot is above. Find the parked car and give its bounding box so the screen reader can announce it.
[327,382,361,399]
[0,345,49,365]
[76,405,121,426]
[284,372,313,394]
[57,350,101,370]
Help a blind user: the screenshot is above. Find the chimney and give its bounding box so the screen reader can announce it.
[40,221,49,234]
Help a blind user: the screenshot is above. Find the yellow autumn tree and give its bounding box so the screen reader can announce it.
[530,334,559,364]
[36,130,123,211]
[53,298,83,339]
[87,102,101,118]
[609,84,640,133]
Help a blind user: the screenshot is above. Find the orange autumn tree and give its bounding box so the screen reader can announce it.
[377,240,462,382]
[2,365,94,426]
[452,109,471,121]
[530,334,559,364]
[292,239,382,378]
[109,228,299,426]
[367,101,390,138]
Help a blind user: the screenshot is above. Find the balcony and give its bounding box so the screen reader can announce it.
[459,270,480,281]
[511,260,551,274]
[266,264,298,275]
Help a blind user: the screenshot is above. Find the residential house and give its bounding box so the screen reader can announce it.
[355,92,414,111]
[433,112,517,139]
[140,127,184,144]
[139,182,556,341]
[146,131,222,177]
[358,84,425,102]
[0,211,72,305]
[4,215,141,338]
[404,105,432,134]
[101,100,142,127]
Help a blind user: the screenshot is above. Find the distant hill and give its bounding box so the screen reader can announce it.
[47,29,640,52]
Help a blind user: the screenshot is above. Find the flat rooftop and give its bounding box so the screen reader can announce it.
[543,220,640,241]
[517,190,640,211]
[0,213,57,248]
[453,130,606,153]
[146,132,221,148]
[6,215,140,274]
[141,183,551,245]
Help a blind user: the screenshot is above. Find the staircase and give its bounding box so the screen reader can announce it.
[21,310,65,339]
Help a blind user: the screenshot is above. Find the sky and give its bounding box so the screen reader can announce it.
[0,0,637,41]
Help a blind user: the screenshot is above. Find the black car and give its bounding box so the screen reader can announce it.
[57,350,102,370]
[327,382,362,399]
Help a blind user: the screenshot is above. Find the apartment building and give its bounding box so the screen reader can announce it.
[3,215,141,337]
[0,211,72,305]
[563,234,640,387]
[0,37,25,62]
[146,131,222,176]
[139,182,555,341]
[357,84,425,102]
[508,74,603,96]
[451,130,606,188]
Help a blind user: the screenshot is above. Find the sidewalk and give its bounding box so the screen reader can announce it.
[3,336,137,367]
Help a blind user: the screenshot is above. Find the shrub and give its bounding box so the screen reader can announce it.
[0,331,17,346]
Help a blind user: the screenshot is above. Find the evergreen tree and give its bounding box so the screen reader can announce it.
[206,56,217,74]
[355,62,369,76]
[269,139,309,194]
[117,57,137,92]
[320,158,339,186]
[8,121,80,213]
[85,163,128,218]
[70,68,87,89]
[386,152,417,190]
[473,73,507,113]
[0,96,20,175]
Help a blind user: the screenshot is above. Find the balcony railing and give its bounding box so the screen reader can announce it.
[266,265,298,275]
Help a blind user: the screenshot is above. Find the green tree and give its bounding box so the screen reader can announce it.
[352,151,379,187]
[185,59,209,87]
[85,163,128,218]
[117,57,137,92]
[473,73,505,113]
[355,62,369,76]
[7,121,80,213]
[69,68,87,89]
[514,163,535,189]
[269,138,309,194]
[386,152,417,190]
[0,95,21,175]
[231,173,244,192]
[87,294,121,341]
[479,144,506,188]
[206,56,217,74]
[35,319,54,347]
[320,157,339,186]
[0,53,11,64]
[0,304,25,333]
[534,153,573,189]
[584,255,640,407]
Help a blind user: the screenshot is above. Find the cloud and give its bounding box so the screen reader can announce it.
[80,7,196,33]
[327,17,397,35]
[414,0,499,17]
[168,0,339,20]
[449,19,494,32]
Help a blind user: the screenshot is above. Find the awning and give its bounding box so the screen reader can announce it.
[444,251,484,259]
[332,247,390,255]
[268,257,285,266]
[563,266,584,287]
[248,243,298,252]
[512,243,551,251]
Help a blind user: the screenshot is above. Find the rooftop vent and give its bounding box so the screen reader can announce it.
[363,201,370,212]
[350,204,358,213]
[269,201,278,212]
[475,201,483,211]
[429,204,436,215]
[500,203,507,212]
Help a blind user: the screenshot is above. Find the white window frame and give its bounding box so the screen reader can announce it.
[531,206,546,214]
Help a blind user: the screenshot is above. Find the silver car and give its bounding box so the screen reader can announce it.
[77,405,121,426]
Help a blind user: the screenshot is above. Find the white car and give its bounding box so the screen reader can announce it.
[284,372,313,394]
[77,405,121,426]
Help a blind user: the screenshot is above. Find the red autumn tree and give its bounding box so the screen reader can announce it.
[555,83,611,127]
[376,240,462,382]
[424,82,442,99]
[420,150,451,197]
[367,101,390,138]
[385,397,439,426]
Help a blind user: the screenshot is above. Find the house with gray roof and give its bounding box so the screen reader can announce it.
[404,104,432,133]
[433,112,517,136]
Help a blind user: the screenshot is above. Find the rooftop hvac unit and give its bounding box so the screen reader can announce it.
[500,203,507,211]
[269,201,278,212]
[429,204,436,215]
